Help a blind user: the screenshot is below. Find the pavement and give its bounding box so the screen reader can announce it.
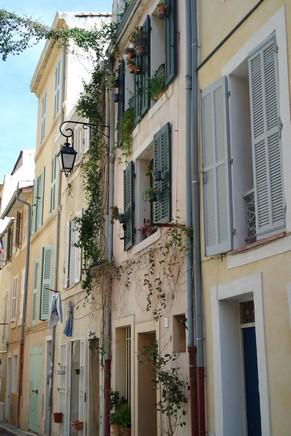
[0,423,36,436]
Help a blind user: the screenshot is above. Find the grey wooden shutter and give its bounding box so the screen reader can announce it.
[31,179,37,234]
[140,16,151,117]
[248,38,285,236]
[124,161,134,250]
[201,77,233,255]
[165,0,177,85]
[118,61,125,145]
[40,246,53,320]
[32,261,39,323]
[153,123,171,223]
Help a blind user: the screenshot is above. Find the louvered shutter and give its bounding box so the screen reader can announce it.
[153,123,171,223]
[141,16,151,116]
[124,161,134,250]
[201,77,233,255]
[40,246,53,320]
[18,268,25,325]
[57,343,67,433]
[79,340,86,425]
[2,292,8,344]
[11,277,18,321]
[69,220,75,287]
[32,179,37,234]
[118,61,125,145]
[165,0,177,85]
[32,261,39,323]
[50,157,56,213]
[135,53,142,123]
[248,38,285,236]
[73,217,81,284]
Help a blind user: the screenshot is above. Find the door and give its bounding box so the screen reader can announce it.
[5,357,11,421]
[44,340,52,435]
[28,347,42,433]
[242,327,262,436]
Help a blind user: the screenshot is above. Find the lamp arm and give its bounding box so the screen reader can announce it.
[59,120,110,140]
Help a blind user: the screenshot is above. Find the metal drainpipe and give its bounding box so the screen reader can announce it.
[184,0,198,435]
[47,44,66,436]
[191,1,206,434]
[104,77,114,436]
[16,190,31,428]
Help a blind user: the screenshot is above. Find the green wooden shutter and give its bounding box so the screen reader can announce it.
[153,123,171,223]
[201,77,233,255]
[165,0,177,85]
[140,16,151,117]
[31,179,37,234]
[135,50,142,123]
[32,261,39,323]
[40,246,53,320]
[118,61,125,145]
[248,38,285,236]
[124,161,134,250]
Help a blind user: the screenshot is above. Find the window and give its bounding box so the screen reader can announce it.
[18,268,25,325]
[15,211,23,249]
[201,36,284,255]
[40,246,53,321]
[117,0,177,129]
[116,326,131,403]
[11,276,18,322]
[41,91,47,142]
[1,292,8,344]
[50,156,57,213]
[12,355,17,393]
[123,123,171,250]
[173,314,186,352]
[54,60,62,117]
[74,125,90,164]
[32,261,39,324]
[32,167,46,233]
[64,218,81,288]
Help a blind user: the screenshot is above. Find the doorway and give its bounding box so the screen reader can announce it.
[28,347,42,433]
[137,331,157,436]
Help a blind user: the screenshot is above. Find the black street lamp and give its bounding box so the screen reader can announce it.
[58,120,110,176]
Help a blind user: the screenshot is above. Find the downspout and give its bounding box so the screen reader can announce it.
[191,1,206,435]
[47,44,66,436]
[16,190,31,428]
[184,1,198,435]
[104,78,114,436]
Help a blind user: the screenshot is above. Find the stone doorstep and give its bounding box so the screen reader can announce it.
[0,423,36,436]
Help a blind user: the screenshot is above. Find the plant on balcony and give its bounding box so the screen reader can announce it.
[137,219,157,240]
[155,1,168,19]
[148,64,166,102]
[110,392,131,436]
[118,108,134,161]
[123,47,136,60]
[130,26,145,55]
[127,59,136,74]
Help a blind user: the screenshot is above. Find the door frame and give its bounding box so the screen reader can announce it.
[211,272,271,436]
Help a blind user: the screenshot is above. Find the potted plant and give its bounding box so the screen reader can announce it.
[137,220,157,239]
[110,391,126,436]
[156,1,168,18]
[123,47,136,60]
[127,60,136,74]
[53,412,63,423]
[71,420,83,431]
[118,403,131,436]
[148,65,166,101]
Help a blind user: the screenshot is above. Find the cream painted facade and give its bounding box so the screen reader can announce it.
[198,1,291,435]
[0,150,34,426]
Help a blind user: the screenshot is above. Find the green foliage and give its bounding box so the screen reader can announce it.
[0,8,116,61]
[149,341,188,436]
[118,108,134,161]
[110,391,131,428]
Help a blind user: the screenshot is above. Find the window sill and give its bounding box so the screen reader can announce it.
[148,84,173,120]
[227,231,290,269]
[131,229,161,255]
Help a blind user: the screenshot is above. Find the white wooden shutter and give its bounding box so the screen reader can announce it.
[32,261,39,323]
[83,127,90,153]
[248,38,285,236]
[40,246,53,320]
[69,220,75,287]
[50,156,57,213]
[18,268,25,325]
[201,77,233,255]
[32,179,37,234]
[79,340,86,434]
[54,60,61,117]
[73,219,81,284]
[11,276,18,321]
[2,292,8,344]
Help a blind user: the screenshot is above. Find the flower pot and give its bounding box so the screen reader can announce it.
[71,420,83,431]
[53,412,63,423]
[127,63,136,74]
[110,424,121,436]
[135,45,145,56]
[135,67,142,75]
[156,3,168,18]
[120,427,131,436]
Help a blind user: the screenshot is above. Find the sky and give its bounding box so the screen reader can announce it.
[0,0,112,181]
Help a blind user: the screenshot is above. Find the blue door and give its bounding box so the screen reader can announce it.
[242,327,262,436]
